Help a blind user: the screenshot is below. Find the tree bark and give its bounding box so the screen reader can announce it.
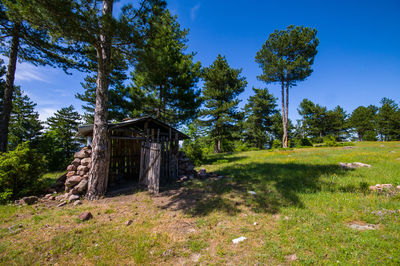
[214,138,221,153]
[284,76,290,148]
[0,22,20,152]
[281,79,288,148]
[157,85,162,119]
[86,0,113,200]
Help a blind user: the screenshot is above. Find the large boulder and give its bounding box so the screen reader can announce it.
[71,158,81,167]
[77,170,87,176]
[74,150,87,159]
[66,171,76,177]
[83,146,92,154]
[339,162,371,169]
[65,175,84,188]
[369,184,394,192]
[20,196,38,205]
[80,158,91,166]
[55,173,67,192]
[72,179,88,195]
[74,148,91,159]
[77,165,89,172]
[67,165,76,171]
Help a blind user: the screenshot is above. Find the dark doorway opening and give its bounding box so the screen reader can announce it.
[108,138,142,192]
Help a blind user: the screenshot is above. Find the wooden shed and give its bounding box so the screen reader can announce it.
[77,116,189,193]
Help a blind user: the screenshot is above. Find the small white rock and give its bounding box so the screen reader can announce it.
[232,236,247,244]
[248,191,256,195]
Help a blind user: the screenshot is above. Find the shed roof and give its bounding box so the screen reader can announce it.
[77,116,189,139]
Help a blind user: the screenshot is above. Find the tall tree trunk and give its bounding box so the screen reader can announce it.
[281,80,287,148]
[86,0,113,200]
[214,138,221,153]
[284,77,290,148]
[0,22,20,152]
[157,85,162,119]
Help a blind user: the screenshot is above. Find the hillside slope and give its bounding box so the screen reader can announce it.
[1,142,399,264]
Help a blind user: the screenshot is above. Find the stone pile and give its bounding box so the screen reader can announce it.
[178,151,196,179]
[64,146,92,196]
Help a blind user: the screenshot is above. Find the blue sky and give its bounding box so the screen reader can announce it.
[11,0,400,122]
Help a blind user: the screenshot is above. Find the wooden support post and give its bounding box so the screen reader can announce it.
[168,128,172,180]
[104,137,111,192]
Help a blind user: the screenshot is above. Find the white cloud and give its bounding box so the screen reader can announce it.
[15,62,50,83]
[38,107,58,121]
[190,3,200,21]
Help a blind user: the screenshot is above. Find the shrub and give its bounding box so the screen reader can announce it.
[293,138,313,148]
[182,141,205,166]
[234,140,249,152]
[272,139,282,149]
[212,159,229,165]
[363,131,377,141]
[323,135,337,147]
[0,142,45,202]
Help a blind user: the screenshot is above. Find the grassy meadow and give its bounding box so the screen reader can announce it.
[0,141,399,265]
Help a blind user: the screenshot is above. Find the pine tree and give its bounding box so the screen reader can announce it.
[132,8,201,126]
[8,87,42,150]
[377,98,400,141]
[11,0,166,199]
[326,106,349,141]
[46,105,81,166]
[0,2,82,152]
[256,25,319,148]
[349,105,378,141]
[243,87,277,149]
[298,99,350,141]
[298,98,328,140]
[76,51,145,123]
[199,55,247,153]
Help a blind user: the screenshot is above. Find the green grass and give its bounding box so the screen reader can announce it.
[0,141,399,264]
[40,171,65,189]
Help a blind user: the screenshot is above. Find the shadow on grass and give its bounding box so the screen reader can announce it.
[159,162,349,216]
[202,154,247,165]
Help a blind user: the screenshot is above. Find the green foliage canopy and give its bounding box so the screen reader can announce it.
[243,87,277,149]
[256,25,319,148]
[199,55,247,153]
[349,105,378,141]
[132,9,201,126]
[0,142,45,202]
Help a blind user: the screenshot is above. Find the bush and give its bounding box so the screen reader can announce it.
[323,135,338,147]
[300,138,313,147]
[293,138,313,148]
[0,142,45,203]
[234,140,249,152]
[272,139,282,149]
[363,131,377,141]
[182,141,205,166]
